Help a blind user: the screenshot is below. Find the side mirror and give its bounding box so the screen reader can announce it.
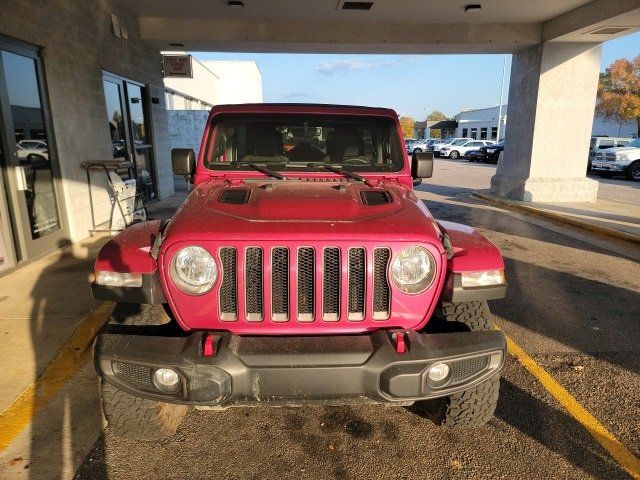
[172,148,196,180]
[411,152,433,184]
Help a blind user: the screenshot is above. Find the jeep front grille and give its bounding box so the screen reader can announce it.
[245,247,263,321]
[372,248,391,320]
[219,248,237,321]
[348,248,366,320]
[217,246,391,323]
[271,247,289,321]
[322,248,340,321]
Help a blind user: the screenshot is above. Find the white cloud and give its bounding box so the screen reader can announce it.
[314,59,398,76]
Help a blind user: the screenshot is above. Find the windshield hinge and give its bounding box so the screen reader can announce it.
[150,219,170,260]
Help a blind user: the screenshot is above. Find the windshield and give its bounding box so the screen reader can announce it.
[451,139,468,146]
[204,114,404,173]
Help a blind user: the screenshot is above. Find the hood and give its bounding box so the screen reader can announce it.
[601,146,639,156]
[163,179,442,244]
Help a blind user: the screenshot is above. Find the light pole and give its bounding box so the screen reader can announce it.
[496,55,507,141]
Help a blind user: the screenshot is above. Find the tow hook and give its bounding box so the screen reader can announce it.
[391,331,408,354]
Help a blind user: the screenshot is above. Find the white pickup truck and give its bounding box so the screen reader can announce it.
[591,138,640,181]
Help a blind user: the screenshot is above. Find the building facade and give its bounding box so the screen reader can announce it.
[0,0,173,275]
[451,104,638,141]
[163,57,262,111]
[454,105,508,141]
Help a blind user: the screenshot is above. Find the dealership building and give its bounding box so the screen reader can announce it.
[426,104,638,141]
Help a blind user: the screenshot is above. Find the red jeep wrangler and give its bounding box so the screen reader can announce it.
[92,104,507,440]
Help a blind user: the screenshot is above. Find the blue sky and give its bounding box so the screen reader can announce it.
[193,31,640,120]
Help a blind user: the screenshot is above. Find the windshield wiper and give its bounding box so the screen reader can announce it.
[308,163,373,187]
[236,161,284,180]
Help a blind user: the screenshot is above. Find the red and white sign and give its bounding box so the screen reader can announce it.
[162,55,193,78]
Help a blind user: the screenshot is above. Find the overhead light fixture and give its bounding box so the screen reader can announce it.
[169,43,185,47]
[463,4,482,12]
[227,0,244,9]
[339,1,374,11]
[587,26,631,35]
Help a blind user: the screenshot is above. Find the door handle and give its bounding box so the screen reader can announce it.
[15,165,28,191]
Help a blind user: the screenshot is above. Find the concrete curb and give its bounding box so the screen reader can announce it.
[471,192,640,247]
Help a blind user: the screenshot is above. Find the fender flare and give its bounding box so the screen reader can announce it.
[92,220,167,303]
[438,221,506,303]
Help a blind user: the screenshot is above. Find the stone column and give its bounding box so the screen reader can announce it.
[490,42,602,202]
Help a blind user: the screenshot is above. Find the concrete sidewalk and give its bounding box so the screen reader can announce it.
[473,190,640,245]
[0,193,184,479]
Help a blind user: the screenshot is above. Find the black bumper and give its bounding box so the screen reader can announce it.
[95,330,505,407]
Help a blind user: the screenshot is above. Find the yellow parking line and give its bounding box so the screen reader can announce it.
[0,302,113,453]
[502,329,640,479]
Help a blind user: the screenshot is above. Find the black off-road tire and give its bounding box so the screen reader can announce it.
[416,300,499,427]
[101,303,187,440]
[101,380,188,441]
[109,302,172,326]
[421,376,500,427]
[438,300,493,331]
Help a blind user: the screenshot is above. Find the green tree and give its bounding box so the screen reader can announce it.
[597,55,640,136]
[399,116,415,139]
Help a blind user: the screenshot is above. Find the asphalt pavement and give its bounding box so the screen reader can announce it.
[72,160,640,480]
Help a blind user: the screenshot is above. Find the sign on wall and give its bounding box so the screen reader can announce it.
[162,55,193,78]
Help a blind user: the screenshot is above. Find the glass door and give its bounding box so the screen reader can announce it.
[0,40,67,265]
[126,83,156,201]
[102,74,157,202]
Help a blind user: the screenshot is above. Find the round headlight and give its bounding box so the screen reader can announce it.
[390,246,436,294]
[171,246,217,295]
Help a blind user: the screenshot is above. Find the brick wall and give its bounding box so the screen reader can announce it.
[0,0,173,242]
[168,110,209,154]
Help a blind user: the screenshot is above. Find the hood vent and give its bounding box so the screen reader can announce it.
[219,189,251,204]
[360,190,391,206]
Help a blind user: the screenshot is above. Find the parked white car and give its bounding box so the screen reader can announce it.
[433,138,472,157]
[440,140,493,159]
[17,140,48,160]
[408,139,430,153]
[591,138,640,181]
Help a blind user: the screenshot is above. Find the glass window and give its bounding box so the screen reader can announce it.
[103,80,127,158]
[617,140,630,147]
[204,115,403,173]
[598,139,614,149]
[2,50,60,239]
[462,128,468,137]
[470,128,477,139]
[480,127,487,140]
[491,127,498,139]
[127,84,148,145]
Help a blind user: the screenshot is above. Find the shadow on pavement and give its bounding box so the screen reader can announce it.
[424,197,640,375]
[495,378,626,479]
[25,237,109,479]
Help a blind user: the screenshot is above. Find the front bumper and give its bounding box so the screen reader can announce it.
[591,162,626,173]
[95,329,505,406]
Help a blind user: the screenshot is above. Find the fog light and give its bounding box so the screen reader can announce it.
[153,368,180,393]
[427,362,450,382]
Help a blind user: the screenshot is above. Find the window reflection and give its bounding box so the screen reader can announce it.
[2,50,60,239]
[103,80,127,158]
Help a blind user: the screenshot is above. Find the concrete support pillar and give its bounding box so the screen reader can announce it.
[490,42,602,202]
